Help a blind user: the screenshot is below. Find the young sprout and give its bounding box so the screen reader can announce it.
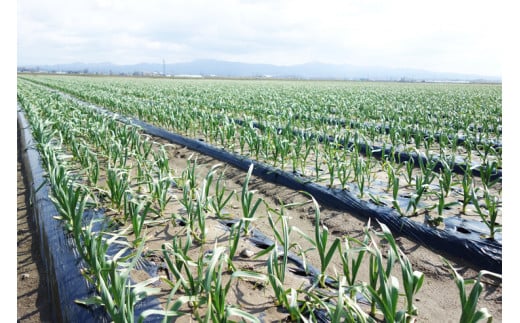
[461,166,473,214]
[339,233,370,300]
[442,257,501,323]
[125,198,152,247]
[391,175,406,217]
[403,159,414,186]
[471,187,501,240]
[150,176,174,216]
[240,164,263,236]
[211,169,236,219]
[47,164,88,232]
[105,167,130,212]
[298,193,341,288]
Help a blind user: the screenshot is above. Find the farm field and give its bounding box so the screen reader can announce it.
[17,74,502,322]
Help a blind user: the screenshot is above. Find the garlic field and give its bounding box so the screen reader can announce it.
[17,74,502,322]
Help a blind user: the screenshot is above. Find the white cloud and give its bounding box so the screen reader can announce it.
[17,0,503,76]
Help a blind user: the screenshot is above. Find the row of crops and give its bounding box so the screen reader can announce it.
[20,75,502,236]
[17,75,502,322]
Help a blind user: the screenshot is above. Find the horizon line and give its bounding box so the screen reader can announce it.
[17,59,502,80]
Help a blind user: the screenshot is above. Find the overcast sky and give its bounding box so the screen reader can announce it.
[17,0,503,77]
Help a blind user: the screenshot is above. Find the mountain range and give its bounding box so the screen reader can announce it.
[18,59,501,83]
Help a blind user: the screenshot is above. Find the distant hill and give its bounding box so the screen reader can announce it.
[18,59,501,83]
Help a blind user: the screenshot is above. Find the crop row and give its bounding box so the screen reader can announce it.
[17,77,501,322]
[20,75,502,177]
[20,75,502,154]
[19,75,502,239]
